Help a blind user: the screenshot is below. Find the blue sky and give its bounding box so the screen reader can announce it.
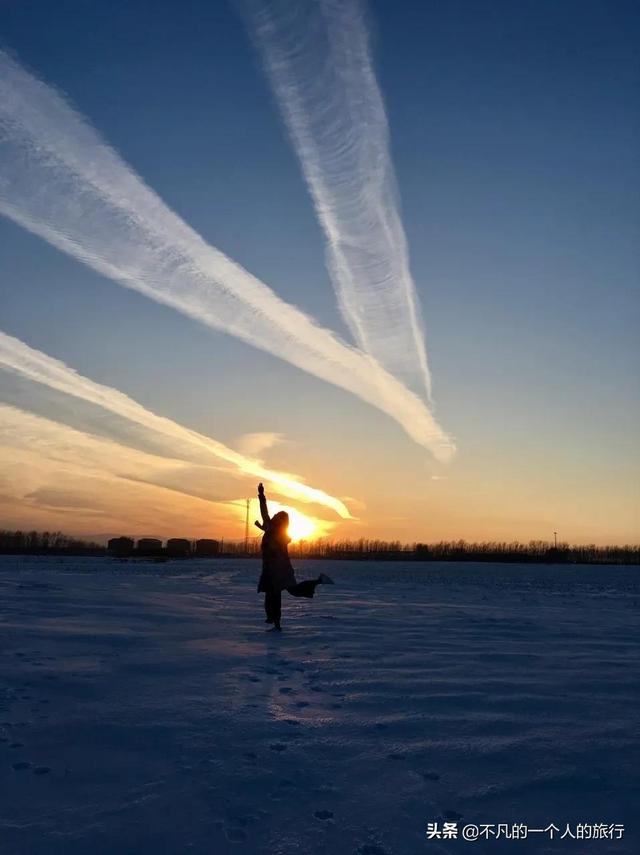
[1,0,638,543]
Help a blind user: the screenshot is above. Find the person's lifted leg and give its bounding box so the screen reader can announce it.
[287,575,334,599]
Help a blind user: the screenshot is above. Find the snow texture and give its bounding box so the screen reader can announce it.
[0,557,637,854]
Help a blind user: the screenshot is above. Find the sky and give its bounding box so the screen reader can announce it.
[0,0,638,546]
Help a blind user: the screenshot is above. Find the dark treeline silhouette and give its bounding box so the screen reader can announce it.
[222,537,639,565]
[288,538,640,565]
[0,529,638,564]
[0,529,103,556]
[290,538,404,560]
[222,539,261,556]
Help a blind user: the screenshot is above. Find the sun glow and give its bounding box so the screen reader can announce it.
[284,508,317,542]
[236,498,328,542]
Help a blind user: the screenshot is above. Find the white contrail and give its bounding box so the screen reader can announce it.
[0,50,453,460]
[0,331,351,518]
[242,0,432,398]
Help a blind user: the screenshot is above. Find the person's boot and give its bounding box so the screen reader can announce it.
[317,573,334,585]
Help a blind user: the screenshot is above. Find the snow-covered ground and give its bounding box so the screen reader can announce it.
[0,557,637,854]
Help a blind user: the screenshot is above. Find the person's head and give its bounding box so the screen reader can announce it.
[271,510,290,540]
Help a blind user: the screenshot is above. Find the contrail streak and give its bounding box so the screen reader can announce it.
[0,331,351,518]
[243,0,432,398]
[0,49,454,460]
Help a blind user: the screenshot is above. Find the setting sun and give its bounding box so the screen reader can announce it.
[261,501,318,541]
[236,498,323,542]
[285,508,317,542]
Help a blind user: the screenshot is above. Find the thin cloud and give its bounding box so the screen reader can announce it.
[235,431,284,457]
[0,332,351,518]
[0,49,454,461]
[0,405,244,536]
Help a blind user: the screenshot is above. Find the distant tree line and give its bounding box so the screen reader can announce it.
[0,529,103,555]
[288,538,640,565]
[220,539,261,556]
[289,538,405,560]
[0,529,638,564]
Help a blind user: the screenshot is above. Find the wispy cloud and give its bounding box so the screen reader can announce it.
[242,0,432,399]
[235,431,284,458]
[0,404,244,536]
[0,331,351,517]
[0,49,454,460]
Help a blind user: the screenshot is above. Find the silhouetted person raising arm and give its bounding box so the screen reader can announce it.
[255,483,333,631]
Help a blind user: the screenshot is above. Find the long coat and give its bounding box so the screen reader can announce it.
[257,527,296,593]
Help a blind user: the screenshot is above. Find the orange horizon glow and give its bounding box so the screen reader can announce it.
[234,498,327,543]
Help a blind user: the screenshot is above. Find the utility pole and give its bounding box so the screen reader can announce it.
[554,531,557,549]
[244,498,250,554]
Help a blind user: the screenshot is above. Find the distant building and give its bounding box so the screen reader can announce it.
[194,538,220,557]
[166,538,191,558]
[107,536,134,557]
[137,538,163,556]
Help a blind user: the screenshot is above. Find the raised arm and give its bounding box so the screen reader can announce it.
[257,482,270,527]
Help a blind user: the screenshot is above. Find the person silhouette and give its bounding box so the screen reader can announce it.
[255,483,333,631]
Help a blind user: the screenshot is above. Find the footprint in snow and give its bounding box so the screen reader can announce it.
[269,743,287,752]
[295,701,309,708]
[33,766,50,775]
[314,810,334,821]
[422,771,440,781]
[278,687,293,694]
[12,761,31,771]
[357,845,389,855]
